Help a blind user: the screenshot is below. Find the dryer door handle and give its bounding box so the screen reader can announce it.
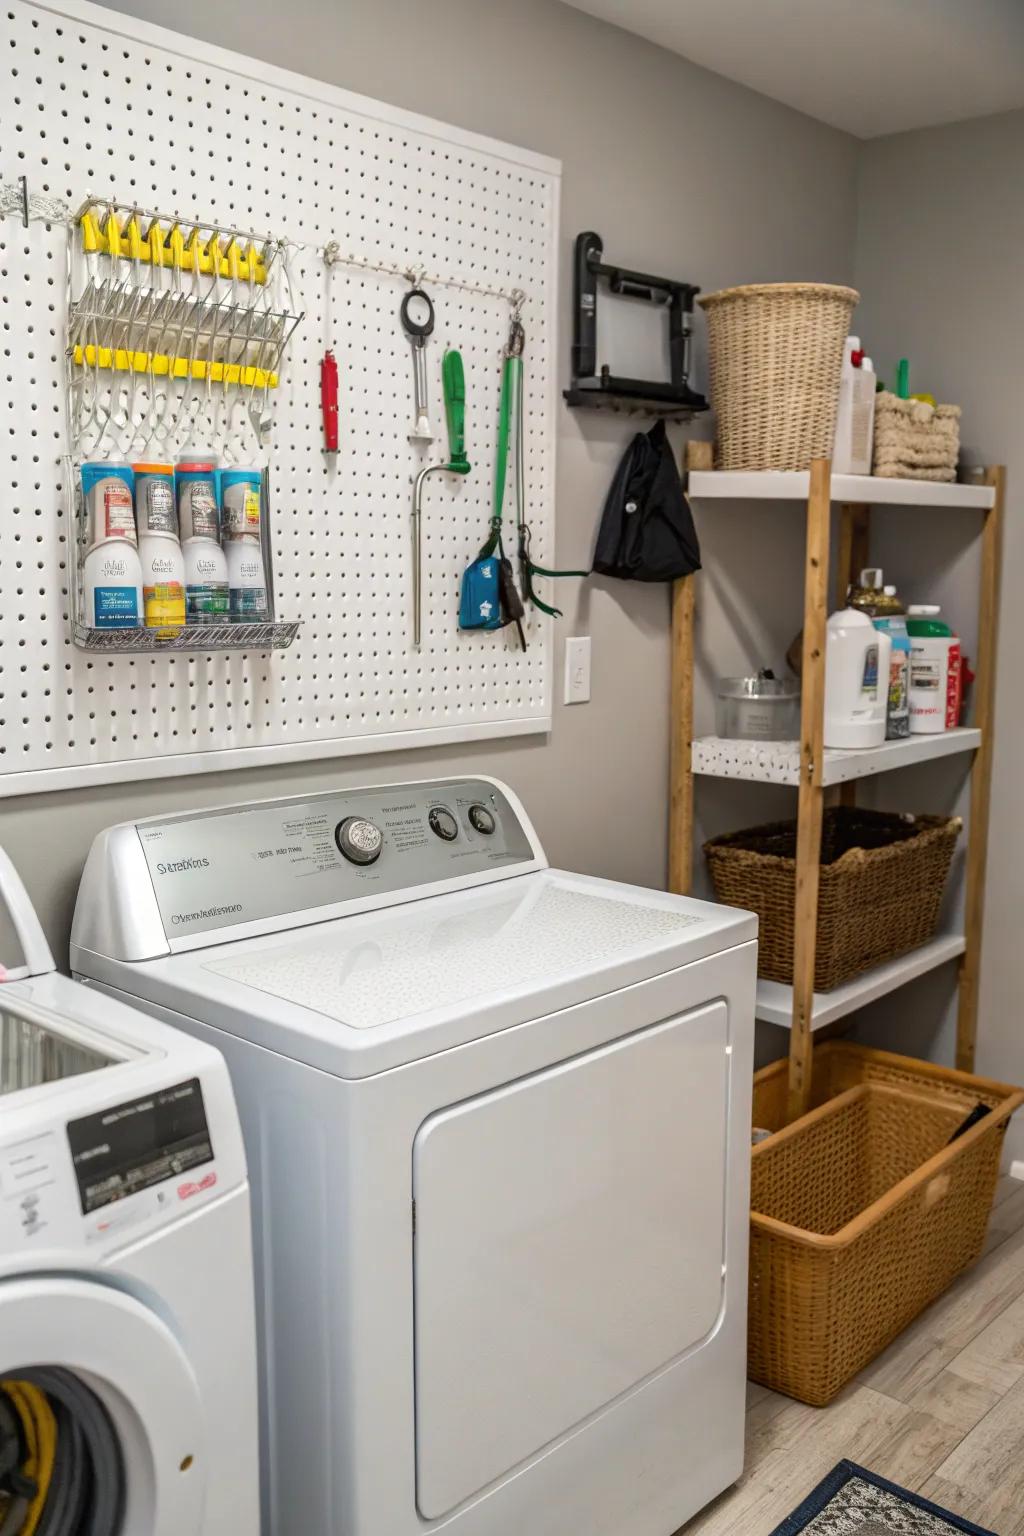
[0,846,55,980]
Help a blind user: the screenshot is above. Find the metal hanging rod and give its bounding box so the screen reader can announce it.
[320,238,527,309]
[1,177,72,227]
[1,178,528,308]
[0,180,288,253]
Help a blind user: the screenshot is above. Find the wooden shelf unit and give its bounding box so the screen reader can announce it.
[670,445,1004,1121]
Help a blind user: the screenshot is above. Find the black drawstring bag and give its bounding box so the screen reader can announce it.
[592,419,702,582]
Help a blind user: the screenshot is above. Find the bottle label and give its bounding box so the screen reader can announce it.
[946,641,962,728]
[186,582,230,621]
[181,480,219,541]
[910,658,941,690]
[886,654,910,738]
[860,644,879,696]
[101,480,136,542]
[223,482,262,537]
[93,585,140,628]
[141,477,177,536]
[230,585,268,618]
[144,581,186,627]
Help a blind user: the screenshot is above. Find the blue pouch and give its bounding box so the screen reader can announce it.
[459,556,502,630]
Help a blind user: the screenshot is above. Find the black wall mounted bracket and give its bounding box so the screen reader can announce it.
[564,231,708,420]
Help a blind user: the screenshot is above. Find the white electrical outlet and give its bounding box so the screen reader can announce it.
[564,637,591,705]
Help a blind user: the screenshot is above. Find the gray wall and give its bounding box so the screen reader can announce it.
[854,112,1024,1153]
[0,0,858,961]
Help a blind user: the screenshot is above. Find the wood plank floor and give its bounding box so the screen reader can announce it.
[677,1174,1024,1535]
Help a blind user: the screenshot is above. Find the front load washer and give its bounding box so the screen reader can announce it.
[71,776,757,1536]
[0,848,259,1536]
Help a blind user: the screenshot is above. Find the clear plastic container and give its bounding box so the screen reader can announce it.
[716,674,800,741]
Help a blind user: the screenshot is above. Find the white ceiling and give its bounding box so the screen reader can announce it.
[560,0,1024,138]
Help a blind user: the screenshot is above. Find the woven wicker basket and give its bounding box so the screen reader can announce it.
[751,1040,1020,1137]
[698,282,859,471]
[704,807,961,991]
[749,1071,1023,1405]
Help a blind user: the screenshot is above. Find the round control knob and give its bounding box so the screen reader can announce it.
[335,816,383,865]
[468,803,496,835]
[428,806,459,842]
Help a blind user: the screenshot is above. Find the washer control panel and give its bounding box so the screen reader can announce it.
[134,779,537,944]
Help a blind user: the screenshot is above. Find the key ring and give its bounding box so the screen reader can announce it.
[400,284,435,340]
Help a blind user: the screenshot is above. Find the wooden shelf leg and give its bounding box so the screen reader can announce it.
[835,502,870,810]
[668,440,711,896]
[669,574,695,895]
[788,458,832,1121]
[957,465,1005,1072]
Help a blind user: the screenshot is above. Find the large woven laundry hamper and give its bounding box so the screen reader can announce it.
[699,282,859,470]
[748,1077,1022,1405]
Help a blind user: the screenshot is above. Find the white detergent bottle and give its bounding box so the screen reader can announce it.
[84,541,143,630]
[824,607,892,748]
[139,531,186,628]
[832,338,876,475]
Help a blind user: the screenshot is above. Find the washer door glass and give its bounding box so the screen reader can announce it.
[412,1000,730,1519]
[0,1278,205,1534]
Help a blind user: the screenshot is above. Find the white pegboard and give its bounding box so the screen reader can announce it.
[0,0,560,796]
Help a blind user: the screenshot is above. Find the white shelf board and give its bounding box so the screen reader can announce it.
[693,728,981,787]
[688,470,994,509]
[756,934,967,1029]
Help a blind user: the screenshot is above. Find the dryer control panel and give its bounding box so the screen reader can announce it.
[116,778,540,949]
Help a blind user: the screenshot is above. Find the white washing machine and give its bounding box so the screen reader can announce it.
[0,848,259,1536]
[71,776,757,1536]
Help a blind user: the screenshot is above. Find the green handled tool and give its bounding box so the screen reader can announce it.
[478,298,587,639]
[412,347,471,648]
[442,349,470,473]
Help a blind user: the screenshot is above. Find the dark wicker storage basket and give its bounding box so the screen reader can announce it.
[704,807,961,991]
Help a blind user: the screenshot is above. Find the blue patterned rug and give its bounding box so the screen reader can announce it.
[771,1461,995,1535]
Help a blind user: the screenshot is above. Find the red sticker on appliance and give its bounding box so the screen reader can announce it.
[178,1170,218,1201]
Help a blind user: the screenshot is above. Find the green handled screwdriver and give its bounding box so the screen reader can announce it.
[442,348,470,474]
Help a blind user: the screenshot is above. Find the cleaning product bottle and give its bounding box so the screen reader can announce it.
[138,532,186,628]
[183,539,230,624]
[857,355,877,472]
[81,459,143,629]
[176,447,229,624]
[824,607,892,749]
[906,605,962,733]
[832,338,876,476]
[133,460,185,628]
[225,537,269,621]
[846,567,901,617]
[874,586,911,739]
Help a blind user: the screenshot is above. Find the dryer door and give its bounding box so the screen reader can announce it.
[412,1000,730,1519]
[0,1277,206,1533]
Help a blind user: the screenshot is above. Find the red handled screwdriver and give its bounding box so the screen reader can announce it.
[321,349,339,456]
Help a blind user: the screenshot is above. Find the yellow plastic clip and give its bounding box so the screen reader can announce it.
[204,233,224,277]
[246,242,260,283]
[80,210,101,254]
[184,227,202,276]
[146,217,165,268]
[225,238,242,283]
[103,208,122,260]
[72,342,279,389]
[124,213,143,265]
[168,221,186,271]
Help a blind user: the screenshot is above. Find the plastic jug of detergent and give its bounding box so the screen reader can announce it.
[846,569,910,739]
[824,607,892,749]
[906,605,961,733]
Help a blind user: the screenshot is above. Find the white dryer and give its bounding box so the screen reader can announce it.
[0,849,259,1536]
[71,776,757,1536]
